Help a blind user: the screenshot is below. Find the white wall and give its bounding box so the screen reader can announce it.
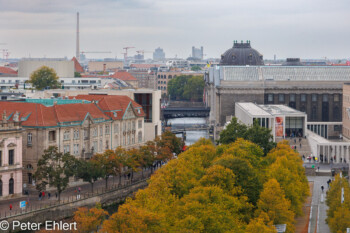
[19,60,74,77]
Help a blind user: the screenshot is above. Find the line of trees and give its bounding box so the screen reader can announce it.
[84,136,309,232]
[33,131,184,201]
[167,75,205,101]
[326,174,350,233]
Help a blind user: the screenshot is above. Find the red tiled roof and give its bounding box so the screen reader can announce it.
[73,95,145,119]
[53,103,109,123]
[110,71,137,81]
[0,66,17,75]
[72,57,84,73]
[0,102,110,127]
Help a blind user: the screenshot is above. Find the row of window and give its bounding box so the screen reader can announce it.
[0,150,15,166]
[157,75,175,79]
[267,94,340,103]
[158,81,167,84]
[158,86,167,90]
[0,178,15,196]
[62,131,143,155]
[39,120,143,143]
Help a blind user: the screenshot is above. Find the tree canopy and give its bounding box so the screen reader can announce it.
[218,117,276,155]
[326,174,350,233]
[29,66,61,90]
[33,146,77,200]
[167,75,204,101]
[99,138,308,232]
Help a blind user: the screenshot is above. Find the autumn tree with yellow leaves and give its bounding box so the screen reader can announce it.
[77,138,309,233]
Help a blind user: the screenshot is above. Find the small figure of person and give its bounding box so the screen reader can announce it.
[317,166,320,172]
[9,204,12,211]
[48,192,51,199]
[55,192,58,199]
[39,192,42,201]
[321,185,324,193]
[78,187,81,199]
[300,143,302,148]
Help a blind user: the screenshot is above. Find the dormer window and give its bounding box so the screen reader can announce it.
[138,109,141,114]
[113,112,117,117]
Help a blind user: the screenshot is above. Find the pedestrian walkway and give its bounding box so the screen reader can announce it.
[0,168,155,218]
[307,176,331,233]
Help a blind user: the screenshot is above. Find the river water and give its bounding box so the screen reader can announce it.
[167,117,209,145]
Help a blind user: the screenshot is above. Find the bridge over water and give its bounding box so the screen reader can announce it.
[162,107,210,119]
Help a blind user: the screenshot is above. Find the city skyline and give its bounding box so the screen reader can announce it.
[0,0,350,60]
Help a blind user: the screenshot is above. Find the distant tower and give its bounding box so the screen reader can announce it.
[76,12,80,60]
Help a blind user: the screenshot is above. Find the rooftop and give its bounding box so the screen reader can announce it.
[214,66,350,82]
[21,98,91,106]
[237,102,306,117]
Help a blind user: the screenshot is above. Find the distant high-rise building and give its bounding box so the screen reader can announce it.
[153,47,165,61]
[192,46,204,60]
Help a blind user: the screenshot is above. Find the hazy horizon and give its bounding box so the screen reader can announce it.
[1,0,349,60]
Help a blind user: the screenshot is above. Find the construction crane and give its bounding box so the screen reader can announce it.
[136,50,152,56]
[123,47,135,63]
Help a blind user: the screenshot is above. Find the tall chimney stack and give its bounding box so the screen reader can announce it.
[76,12,80,61]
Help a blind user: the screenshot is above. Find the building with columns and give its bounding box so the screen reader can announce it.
[205,41,350,140]
[0,112,23,199]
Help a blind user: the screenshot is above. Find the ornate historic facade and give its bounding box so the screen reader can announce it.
[0,95,145,190]
[0,111,23,199]
[205,43,350,138]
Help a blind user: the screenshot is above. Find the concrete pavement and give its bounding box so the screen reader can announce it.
[307,176,331,233]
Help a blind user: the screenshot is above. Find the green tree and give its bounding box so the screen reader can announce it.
[218,117,248,145]
[74,71,82,77]
[29,66,61,90]
[91,150,115,189]
[167,75,204,101]
[183,76,205,101]
[33,146,77,201]
[168,75,187,100]
[245,120,276,155]
[218,117,276,155]
[191,65,201,71]
[76,159,103,192]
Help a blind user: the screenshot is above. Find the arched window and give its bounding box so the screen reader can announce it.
[0,180,2,196]
[169,75,172,79]
[9,178,14,195]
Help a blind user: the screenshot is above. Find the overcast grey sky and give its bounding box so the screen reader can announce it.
[0,0,349,60]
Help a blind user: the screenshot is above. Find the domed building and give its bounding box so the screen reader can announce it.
[219,40,264,66]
